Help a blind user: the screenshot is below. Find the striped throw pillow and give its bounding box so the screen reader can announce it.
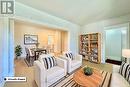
[65,53,74,60]
[126,65,130,84]
[119,62,130,78]
[43,56,57,69]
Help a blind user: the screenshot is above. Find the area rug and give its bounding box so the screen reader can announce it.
[50,70,112,87]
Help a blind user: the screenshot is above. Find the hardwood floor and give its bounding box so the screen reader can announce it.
[83,60,113,73]
[4,59,113,87]
[4,59,37,87]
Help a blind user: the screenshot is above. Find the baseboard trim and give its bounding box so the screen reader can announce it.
[106,59,122,65]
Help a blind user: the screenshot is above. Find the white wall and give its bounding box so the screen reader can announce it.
[81,14,130,63]
[0,18,14,87]
[0,18,4,87]
[15,2,80,54]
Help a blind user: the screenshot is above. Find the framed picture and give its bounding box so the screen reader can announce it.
[24,34,38,45]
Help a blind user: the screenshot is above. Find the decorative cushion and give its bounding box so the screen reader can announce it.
[126,65,130,84]
[119,62,130,79]
[65,53,74,60]
[43,56,57,69]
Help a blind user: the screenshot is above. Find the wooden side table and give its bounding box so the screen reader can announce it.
[73,68,102,87]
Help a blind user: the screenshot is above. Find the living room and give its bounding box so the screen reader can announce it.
[0,0,130,87]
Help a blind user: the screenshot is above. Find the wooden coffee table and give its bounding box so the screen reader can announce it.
[73,68,103,87]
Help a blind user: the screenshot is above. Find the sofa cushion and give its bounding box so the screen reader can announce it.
[110,73,130,87]
[119,62,130,78]
[71,60,81,68]
[47,66,64,81]
[126,67,130,84]
[65,52,74,60]
[43,56,57,69]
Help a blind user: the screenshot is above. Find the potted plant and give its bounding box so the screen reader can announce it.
[15,45,22,59]
[83,66,93,76]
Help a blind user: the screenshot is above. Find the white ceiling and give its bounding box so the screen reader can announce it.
[16,0,130,25]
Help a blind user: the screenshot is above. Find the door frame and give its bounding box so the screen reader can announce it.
[103,23,130,62]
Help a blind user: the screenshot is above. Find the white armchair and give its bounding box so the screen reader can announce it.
[34,54,67,87]
[61,51,82,74]
[110,65,130,87]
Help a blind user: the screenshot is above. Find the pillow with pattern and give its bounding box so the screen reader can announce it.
[126,65,130,84]
[65,53,74,60]
[119,62,130,84]
[42,56,57,69]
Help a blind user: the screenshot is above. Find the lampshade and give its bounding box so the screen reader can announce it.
[122,49,130,58]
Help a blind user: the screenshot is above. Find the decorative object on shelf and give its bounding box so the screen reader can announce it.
[83,66,93,76]
[91,48,98,53]
[79,33,101,63]
[24,34,38,45]
[122,49,130,63]
[15,45,22,59]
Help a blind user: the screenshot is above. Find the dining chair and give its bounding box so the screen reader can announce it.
[25,47,30,62]
[25,47,35,66]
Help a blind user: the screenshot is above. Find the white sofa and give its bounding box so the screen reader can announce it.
[110,65,130,87]
[34,54,67,87]
[61,51,82,74]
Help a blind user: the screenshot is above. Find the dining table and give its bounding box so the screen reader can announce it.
[31,48,47,60]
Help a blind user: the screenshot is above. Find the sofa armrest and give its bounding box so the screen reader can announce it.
[110,73,130,87]
[34,61,47,87]
[75,54,82,62]
[58,55,72,72]
[55,58,67,75]
[58,55,72,62]
[60,55,72,66]
[112,65,120,73]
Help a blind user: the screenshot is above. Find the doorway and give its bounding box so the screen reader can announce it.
[105,24,129,65]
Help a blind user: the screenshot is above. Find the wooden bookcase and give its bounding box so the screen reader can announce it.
[79,33,101,63]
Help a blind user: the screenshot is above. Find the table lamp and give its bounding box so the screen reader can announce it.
[122,49,130,63]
